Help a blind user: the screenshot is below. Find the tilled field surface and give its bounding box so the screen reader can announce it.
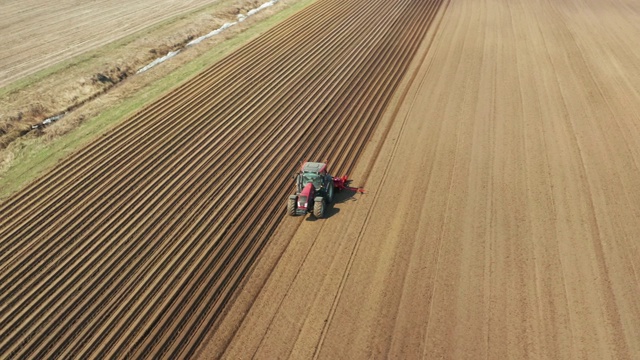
[0,0,442,358]
[208,0,640,358]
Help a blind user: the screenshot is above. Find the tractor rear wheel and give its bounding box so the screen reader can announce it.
[327,183,334,204]
[287,197,297,216]
[313,198,325,218]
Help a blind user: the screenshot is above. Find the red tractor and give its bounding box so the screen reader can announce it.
[287,161,363,218]
[287,161,364,218]
[288,162,334,218]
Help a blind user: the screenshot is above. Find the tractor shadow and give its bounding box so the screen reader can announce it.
[306,188,363,221]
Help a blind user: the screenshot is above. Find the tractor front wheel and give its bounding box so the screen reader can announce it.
[313,197,325,218]
[287,196,297,216]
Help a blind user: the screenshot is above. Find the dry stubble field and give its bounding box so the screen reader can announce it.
[0,0,227,87]
[207,0,640,358]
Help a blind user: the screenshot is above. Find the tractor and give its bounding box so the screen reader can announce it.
[287,162,334,218]
[287,161,365,218]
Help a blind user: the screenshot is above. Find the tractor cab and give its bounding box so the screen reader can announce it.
[296,162,328,192]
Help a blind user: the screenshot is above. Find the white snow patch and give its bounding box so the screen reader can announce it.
[137,50,181,74]
[32,113,66,129]
[136,0,279,74]
[247,1,278,17]
[187,22,237,46]
[239,0,278,22]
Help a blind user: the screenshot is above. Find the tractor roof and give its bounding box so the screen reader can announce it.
[301,161,326,173]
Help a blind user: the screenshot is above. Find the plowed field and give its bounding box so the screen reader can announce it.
[0,0,442,357]
[204,0,640,358]
[3,0,640,358]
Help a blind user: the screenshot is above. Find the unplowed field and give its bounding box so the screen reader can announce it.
[207,0,640,358]
[0,0,443,358]
[0,0,225,87]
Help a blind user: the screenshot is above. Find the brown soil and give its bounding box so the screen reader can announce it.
[207,0,640,358]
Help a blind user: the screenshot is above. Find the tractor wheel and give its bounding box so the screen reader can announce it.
[287,197,297,216]
[327,183,335,204]
[313,198,325,218]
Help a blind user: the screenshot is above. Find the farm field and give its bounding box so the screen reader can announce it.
[204,0,640,358]
[0,0,440,357]
[0,0,225,87]
[1,0,640,358]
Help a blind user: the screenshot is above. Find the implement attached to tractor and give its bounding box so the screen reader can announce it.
[287,161,364,218]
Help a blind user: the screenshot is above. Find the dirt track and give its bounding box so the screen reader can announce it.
[0,0,440,357]
[206,0,640,358]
